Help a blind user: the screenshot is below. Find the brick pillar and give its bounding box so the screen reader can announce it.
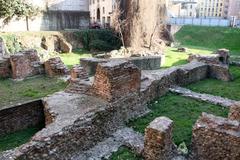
[229,103,240,121]
[93,60,141,102]
[144,117,174,160]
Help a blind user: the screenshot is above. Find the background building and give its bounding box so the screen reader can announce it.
[198,0,228,18]
[89,0,116,27]
[228,0,240,18]
[169,0,199,18]
[0,0,90,31]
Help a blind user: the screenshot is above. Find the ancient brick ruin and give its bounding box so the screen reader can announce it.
[44,57,69,77]
[10,50,44,79]
[0,50,68,80]
[0,45,239,159]
[192,113,240,160]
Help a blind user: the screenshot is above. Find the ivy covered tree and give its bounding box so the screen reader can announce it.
[0,0,39,27]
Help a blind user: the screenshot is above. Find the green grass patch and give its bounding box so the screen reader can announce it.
[110,147,143,160]
[128,93,228,147]
[187,66,240,101]
[163,47,212,68]
[175,26,240,55]
[0,124,44,152]
[0,76,67,107]
[59,49,92,68]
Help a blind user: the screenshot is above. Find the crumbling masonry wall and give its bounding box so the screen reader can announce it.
[10,50,44,79]
[0,100,44,136]
[192,113,240,160]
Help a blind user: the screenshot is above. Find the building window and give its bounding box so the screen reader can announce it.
[103,7,105,14]
[107,16,111,24]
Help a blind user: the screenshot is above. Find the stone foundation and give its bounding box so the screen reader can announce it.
[44,57,69,77]
[144,117,175,160]
[188,49,230,65]
[229,103,240,121]
[192,113,240,160]
[10,50,44,79]
[0,100,45,136]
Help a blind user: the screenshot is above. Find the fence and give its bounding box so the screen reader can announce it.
[168,17,235,27]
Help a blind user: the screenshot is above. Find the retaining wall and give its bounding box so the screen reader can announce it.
[0,100,45,136]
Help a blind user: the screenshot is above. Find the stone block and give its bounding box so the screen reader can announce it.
[93,60,141,102]
[44,57,69,77]
[192,113,240,160]
[229,103,240,121]
[144,117,175,160]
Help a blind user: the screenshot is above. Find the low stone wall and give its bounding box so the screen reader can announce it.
[188,49,230,65]
[0,100,45,136]
[1,93,124,160]
[140,61,209,103]
[80,56,162,76]
[192,113,240,160]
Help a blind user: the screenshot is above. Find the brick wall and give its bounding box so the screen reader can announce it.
[10,50,44,79]
[93,60,141,102]
[192,113,240,160]
[0,100,45,136]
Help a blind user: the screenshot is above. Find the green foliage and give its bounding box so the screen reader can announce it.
[89,39,115,51]
[175,26,240,54]
[0,34,23,54]
[74,29,122,51]
[110,147,143,160]
[0,124,44,151]
[60,49,92,68]
[0,0,39,24]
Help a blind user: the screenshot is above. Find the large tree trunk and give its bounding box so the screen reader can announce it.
[122,0,167,51]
